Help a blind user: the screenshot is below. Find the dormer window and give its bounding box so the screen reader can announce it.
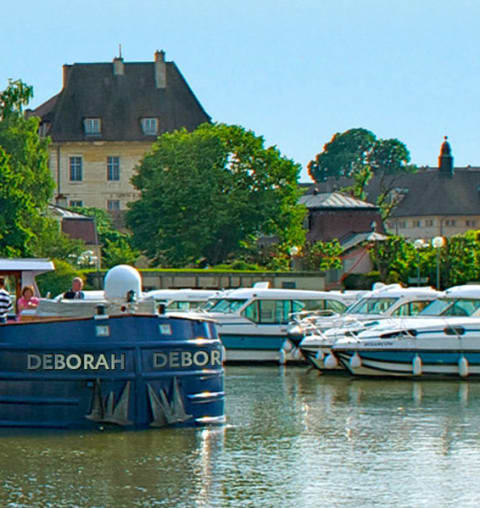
[84,118,101,135]
[141,117,158,135]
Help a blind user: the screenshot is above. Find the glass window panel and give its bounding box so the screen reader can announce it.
[69,156,82,181]
[107,156,120,181]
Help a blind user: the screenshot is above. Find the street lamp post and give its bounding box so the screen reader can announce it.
[289,246,299,271]
[432,236,445,289]
[77,250,100,270]
[413,239,426,286]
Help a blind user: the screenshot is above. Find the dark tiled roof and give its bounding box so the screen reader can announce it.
[299,191,378,210]
[367,167,480,217]
[30,58,210,142]
[61,218,98,245]
[310,167,480,218]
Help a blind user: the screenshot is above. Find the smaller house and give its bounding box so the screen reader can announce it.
[48,205,101,267]
[299,190,385,243]
[299,190,387,288]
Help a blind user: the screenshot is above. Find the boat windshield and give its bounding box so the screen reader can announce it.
[206,298,248,314]
[346,297,398,315]
[420,298,480,317]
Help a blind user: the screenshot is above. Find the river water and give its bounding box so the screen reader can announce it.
[2,366,480,507]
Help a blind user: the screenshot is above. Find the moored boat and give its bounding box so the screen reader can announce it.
[202,284,354,364]
[299,284,441,371]
[326,283,480,378]
[0,262,225,429]
[332,315,480,378]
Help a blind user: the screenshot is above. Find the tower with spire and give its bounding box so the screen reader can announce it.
[438,136,454,177]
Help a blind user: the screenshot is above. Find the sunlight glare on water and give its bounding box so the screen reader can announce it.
[1,367,480,507]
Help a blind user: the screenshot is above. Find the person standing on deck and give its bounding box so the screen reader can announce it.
[0,278,12,323]
[63,277,85,300]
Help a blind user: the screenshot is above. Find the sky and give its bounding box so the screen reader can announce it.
[2,0,479,182]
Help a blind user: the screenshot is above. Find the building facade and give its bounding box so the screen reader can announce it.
[299,190,387,287]
[311,138,480,242]
[29,51,210,215]
[381,138,480,240]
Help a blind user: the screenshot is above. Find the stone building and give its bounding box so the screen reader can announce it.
[310,138,480,241]
[380,138,480,240]
[28,50,210,219]
[299,190,385,243]
[299,190,387,287]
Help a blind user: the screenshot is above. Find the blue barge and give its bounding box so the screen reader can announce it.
[0,262,225,429]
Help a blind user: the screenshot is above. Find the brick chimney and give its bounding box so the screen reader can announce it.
[113,56,124,76]
[154,50,167,89]
[62,64,72,89]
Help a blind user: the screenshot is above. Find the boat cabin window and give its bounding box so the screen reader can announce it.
[241,298,342,324]
[346,297,398,315]
[391,300,433,317]
[419,299,451,316]
[441,299,480,317]
[295,299,347,314]
[167,301,203,312]
[207,298,248,314]
[421,298,480,317]
[243,299,296,324]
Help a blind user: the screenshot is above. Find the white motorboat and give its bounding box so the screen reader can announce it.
[144,288,222,312]
[332,314,480,378]
[299,284,442,371]
[202,284,354,364]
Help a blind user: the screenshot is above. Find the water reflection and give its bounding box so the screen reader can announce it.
[1,367,480,507]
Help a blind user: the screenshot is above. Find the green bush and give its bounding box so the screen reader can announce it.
[343,271,381,290]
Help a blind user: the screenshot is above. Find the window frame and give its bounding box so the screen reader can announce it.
[83,118,102,135]
[69,156,83,182]
[141,117,159,135]
[107,156,120,181]
[107,199,121,211]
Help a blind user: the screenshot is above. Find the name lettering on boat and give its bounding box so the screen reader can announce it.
[153,350,222,369]
[27,353,126,371]
[26,350,222,370]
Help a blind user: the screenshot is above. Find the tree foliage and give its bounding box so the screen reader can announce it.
[0,79,55,256]
[307,128,416,215]
[70,206,140,268]
[301,240,343,271]
[29,213,86,261]
[368,232,480,289]
[126,123,306,267]
[36,259,84,298]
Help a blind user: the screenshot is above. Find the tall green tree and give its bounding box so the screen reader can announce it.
[307,128,415,215]
[126,123,306,267]
[0,79,55,256]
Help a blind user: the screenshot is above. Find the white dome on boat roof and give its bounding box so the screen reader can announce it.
[104,265,142,301]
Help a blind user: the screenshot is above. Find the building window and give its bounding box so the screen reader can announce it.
[107,156,120,181]
[425,219,434,227]
[107,200,120,211]
[83,118,101,135]
[412,220,421,227]
[141,118,158,135]
[466,220,476,227]
[398,221,407,229]
[69,200,83,207]
[69,156,83,181]
[445,219,456,227]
